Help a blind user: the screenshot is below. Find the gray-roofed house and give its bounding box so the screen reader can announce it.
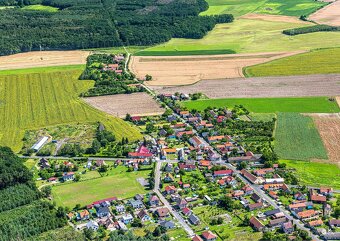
[129,199,144,209]
[159,220,175,229]
[189,214,200,225]
[96,206,111,218]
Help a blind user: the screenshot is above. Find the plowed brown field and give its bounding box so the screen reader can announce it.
[152,74,340,98]
[312,113,340,165]
[0,51,90,70]
[309,0,340,26]
[84,93,164,118]
[130,51,305,86]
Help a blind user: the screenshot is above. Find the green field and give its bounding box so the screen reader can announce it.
[201,0,326,17]
[0,66,141,151]
[137,19,340,56]
[182,97,340,113]
[52,166,151,207]
[281,160,340,189]
[245,48,340,77]
[275,113,328,161]
[22,4,59,12]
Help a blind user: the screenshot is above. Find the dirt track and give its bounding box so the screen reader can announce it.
[0,51,90,70]
[83,93,164,118]
[312,113,340,165]
[309,0,340,26]
[130,51,305,86]
[152,74,340,98]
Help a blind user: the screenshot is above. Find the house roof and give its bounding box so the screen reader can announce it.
[92,197,117,205]
[165,185,176,192]
[329,219,340,226]
[199,160,210,166]
[156,207,169,217]
[214,169,233,176]
[297,209,316,218]
[78,210,89,218]
[163,148,177,153]
[182,207,191,215]
[208,135,225,141]
[249,216,264,230]
[248,202,263,209]
[269,217,287,226]
[283,221,293,230]
[240,169,258,183]
[310,194,327,202]
[192,235,204,241]
[150,195,159,201]
[137,209,148,219]
[201,231,217,239]
[289,202,306,209]
[309,219,323,227]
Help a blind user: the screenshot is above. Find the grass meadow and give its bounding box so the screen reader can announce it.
[136,19,340,56]
[275,113,328,161]
[0,66,141,151]
[245,48,340,77]
[182,97,340,113]
[281,160,340,189]
[201,0,326,17]
[52,166,151,208]
[22,4,59,12]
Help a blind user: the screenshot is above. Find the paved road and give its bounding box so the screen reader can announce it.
[154,161,195,237]
[19,156,132,161]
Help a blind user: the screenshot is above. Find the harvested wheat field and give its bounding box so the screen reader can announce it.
[153,74,340,98]
[309,0,340,26]
[311,113,340,165]
[240,13,310,24]
[0,50,90,70]
[84,93,164,118]
[130,51,304,86]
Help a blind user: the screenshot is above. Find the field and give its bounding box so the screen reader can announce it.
[0,51,89,70]
[21,4,59,12]
[0,66,141,151]
[182,97,340,113]
[245,48,340,77]
[281,160,340,189]
[200,0,326,17]
[154,74,340,98]
[52,166,151,207]
[131,51,304,86]
[309,0,340,26]
[84,93,164,118]
[136,18,340,56]
[275,113,328,161]
[312,113,340,164]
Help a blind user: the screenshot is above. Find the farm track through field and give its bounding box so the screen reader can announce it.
[152,74,340,98]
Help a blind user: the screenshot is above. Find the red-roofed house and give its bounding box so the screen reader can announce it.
[214,169,233,177]
[249,216,265,231]
[201,231,217,241]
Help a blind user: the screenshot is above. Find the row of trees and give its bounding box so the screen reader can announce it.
[283,24,340,36]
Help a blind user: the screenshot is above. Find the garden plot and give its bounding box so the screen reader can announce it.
[84,92,164,118]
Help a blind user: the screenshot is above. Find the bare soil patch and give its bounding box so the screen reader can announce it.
[0,50,90,70]
[152,74,340,98]
[84,92,164,118]
[130,51,305,86]
[312,113,340,165]
[310,0,340,26]
[241,13,311,24]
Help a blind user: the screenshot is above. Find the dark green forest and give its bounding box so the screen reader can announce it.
[0,0,233,56]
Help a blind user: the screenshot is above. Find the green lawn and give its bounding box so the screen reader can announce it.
[24,159,36,170]
[182,97,340,113]
[201,0,326,17]
[0,65,141,151]
[281,160,340,189]
[245,48,340,77]
[22,4,59,12]
[52,166,151,208]
[275,113,328,161]
[136,18,340,56]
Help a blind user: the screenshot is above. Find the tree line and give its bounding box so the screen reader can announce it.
[283,24,340,36]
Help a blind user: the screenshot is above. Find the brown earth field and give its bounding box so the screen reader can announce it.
[240,13,310,24]
[130,51,305,86]
[311,113,340,165]
[152,74,340,98]
[0,50,90,70]
[309,0,340,26]
[83,92,164,118]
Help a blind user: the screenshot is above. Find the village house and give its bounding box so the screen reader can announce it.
[149,195,160,206]
[294,192,307,201]
[96,205,111,218]
[319,187,333,196]
[182,207,192,216]
[269,217,287,227]
[77,210,90,221]
[164,163,173,172]
[121,214,134,224]
[115,205,125,213]
[282,221,294,234]
[128,199,144,209]
[241,169,264,184]
[242,185,254,195]
[159,220,175,229]
[253,168,274,177]
[214,169,233,177]
[251,193,262,203]
[310,189,327,203]
[329,219,340,227]
[201,231,217,241]
[192,235,204,241]
[249,216,265,231]
[164,185,176,195]
[96,160,106,167]
[176,198,188,209]
[296,209,318,220]
[189,136,206,149]
[98,217,115,231]
[309,219,323,228]
[86,220,99,231]
[39,158,50,169]
[207,135,225,143]
[156,207,169,218]
[137,209,151,222]
[248,202,263,211]
[164,173,174,182]
[62,172,75,182]
[188,213,200,225]
[179,163,196,171]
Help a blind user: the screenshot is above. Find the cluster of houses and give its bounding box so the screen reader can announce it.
[67,193,179,232]
[102,54,125,75]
